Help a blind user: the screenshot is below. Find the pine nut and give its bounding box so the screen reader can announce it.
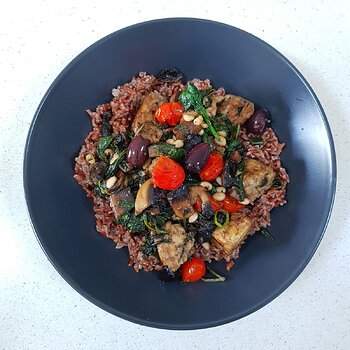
[239,198,250,205]
[215,176,222,186]
[174,139,184,148]
[199,129,204,136]
[193,116,204,125]
[166,139,175,145]
[201,123,208,129]
[218,130,227,137]
[104,148,113,157]
[214,135,226,146]
[212,192,225,201]
[216,186,226,193]
[202,242,210,250]
[106,176,117,189]
[109,153,119,164]
[188,212,199,223]
[200,181,213,190]
[183,113,195,122]
[85,154,95,164]
[172,135,177,141]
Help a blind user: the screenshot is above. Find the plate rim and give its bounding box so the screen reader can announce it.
[23,17,337,330]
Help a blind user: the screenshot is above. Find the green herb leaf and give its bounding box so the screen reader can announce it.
[201,266,226,282]
[214,210,229,228]
[96,136,114,162]
[151,144,186,161]
[259,227,274,240]
[249,135,264,147]
[178,84,220,140]
[119,200,134,211]
[141,233,157,256]
[218,114,235,138]
[104,149,127,178]
[116,212,146,233]
[94,179,110,198]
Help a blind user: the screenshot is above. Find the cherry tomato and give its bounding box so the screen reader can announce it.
[152,156,185,190]
[199,153,224,181]
[193,198,202,212]
[181,257,206,283]
[155,102,184,126]
[222,194,245,213]
[209,196,223,212]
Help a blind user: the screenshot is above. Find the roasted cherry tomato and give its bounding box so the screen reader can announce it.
[155,102,184,126]
[193,198,202,212]
[209,196,223,212]
[181,257,206,283]
[152,156,185,190]
[222,194,245,213]
[199,153,224,181]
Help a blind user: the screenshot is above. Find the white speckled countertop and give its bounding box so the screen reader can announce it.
[0,0,349,349]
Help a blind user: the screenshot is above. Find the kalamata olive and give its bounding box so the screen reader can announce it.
[195,219,215,243]
[185,143,210,174]
[221,160,236,188]
[159,267,179,282]
[127,135,150,167]
[246,109,269,135]
[184,134,202,153]
[155,68,183,83]
[102,111,112,136]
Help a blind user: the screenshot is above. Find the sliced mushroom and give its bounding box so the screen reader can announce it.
[110,187,134,220]
[132,91,166,132]
[167,184,194,219]
[89,162,107,184]
[189,186,214,219]
[134,179,157,215]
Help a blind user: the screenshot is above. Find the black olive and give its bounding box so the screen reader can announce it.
[221,160,236,188]
[246,109,269,135]
[185,143,210,174]
[155,68,183,83]
[184,134,202,153]
[159,267,178,282]
[102,111,112,136]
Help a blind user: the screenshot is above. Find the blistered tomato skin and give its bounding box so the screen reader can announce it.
[155,102,184,126]
[199,153,224,181]
[127,135,150,167]
[152,156,186,190]
[181,257,206,283]
[185,143,211,174]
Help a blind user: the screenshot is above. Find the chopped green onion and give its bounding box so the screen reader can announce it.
[214,210,229,228]
[201,266,226,282]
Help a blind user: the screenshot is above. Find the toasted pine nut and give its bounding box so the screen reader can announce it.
[193,116,204,125]
[166,139,175,145]
[202,242,210,250]
[172,135,177,141]
[174,139,184,148]
[218,130,227,137]
[200,181,213,190]
[212,192,225,201]
[199,129,204,136]
[201,123,208,129]
[106,176,117,189]
[214,135,226,146]
[85,154,95,164]
[188,212,199,223]
[216,186,226,193]
[215,176,223,186]
[239,198,250,205]
[109,153,119,164]
[104,148,113,157]
[183,113,195,122]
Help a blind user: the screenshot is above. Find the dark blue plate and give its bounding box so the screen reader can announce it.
[23,18,336,330]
